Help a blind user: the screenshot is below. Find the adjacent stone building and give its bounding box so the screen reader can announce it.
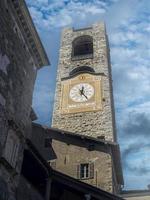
[46,127,123,194]
[51,23,123,194]
[0,0,49,199]
[32,123,124,200]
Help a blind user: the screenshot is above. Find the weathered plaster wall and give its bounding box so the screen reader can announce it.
[52,140,113,193]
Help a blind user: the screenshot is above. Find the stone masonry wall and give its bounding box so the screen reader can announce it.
[52,140,113,193]
[0,1,38,199]
[52,22,116,142]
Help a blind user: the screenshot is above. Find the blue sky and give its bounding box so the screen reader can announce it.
[25,0,150,190]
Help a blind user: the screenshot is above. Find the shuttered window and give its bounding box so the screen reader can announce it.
[80,163,89,179]
[77,162,94,179]
[3,130,20,169]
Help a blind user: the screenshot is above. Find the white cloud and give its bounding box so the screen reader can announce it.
[110,12,150,113]
[26,0,116,29]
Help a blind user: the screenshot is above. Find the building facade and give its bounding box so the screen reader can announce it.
[46,127,123,194]
[0,0,49,199]
[52,23,123,194]
[32,123,124,200]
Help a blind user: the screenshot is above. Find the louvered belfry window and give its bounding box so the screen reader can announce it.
[77,162,94,179]
[72,35,93,58]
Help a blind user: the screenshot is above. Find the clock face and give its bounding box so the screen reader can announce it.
[69,83,94,102]
[60,73,102,114]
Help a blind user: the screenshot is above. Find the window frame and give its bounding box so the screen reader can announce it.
[77,162,94,180]
[80,163,89,179]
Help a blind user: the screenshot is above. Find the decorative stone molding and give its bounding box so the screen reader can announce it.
[9,0,50,68]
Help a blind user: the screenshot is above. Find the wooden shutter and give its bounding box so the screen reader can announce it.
[12,142,20,168]
[89,162,94,178]
[77,164,80,179]
[4,132,13,164]
[3,130,20,169]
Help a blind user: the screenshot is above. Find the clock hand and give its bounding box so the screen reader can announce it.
[79,89,83,96]
[81,86,88,99]
[81,86,84,93]
[82,93,88,100]
[79,86,84,96]
[79,86,88,100]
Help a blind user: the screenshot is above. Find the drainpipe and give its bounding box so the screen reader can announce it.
[45,177,52,200]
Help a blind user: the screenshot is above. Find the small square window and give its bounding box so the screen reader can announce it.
[77,162,94,180]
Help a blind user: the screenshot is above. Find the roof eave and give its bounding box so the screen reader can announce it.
[10,0,50,68]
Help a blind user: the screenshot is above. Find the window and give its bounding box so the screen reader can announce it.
[3,130,20,169]
[77,162,94,179]
[80,163,89,179]
[72,35,93,60]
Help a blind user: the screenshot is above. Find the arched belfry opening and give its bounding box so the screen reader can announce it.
[72,35,93,58]
[69,66,95,77]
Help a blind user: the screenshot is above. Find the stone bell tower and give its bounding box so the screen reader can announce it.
[51,23,124,194]
[52,22,116,142]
